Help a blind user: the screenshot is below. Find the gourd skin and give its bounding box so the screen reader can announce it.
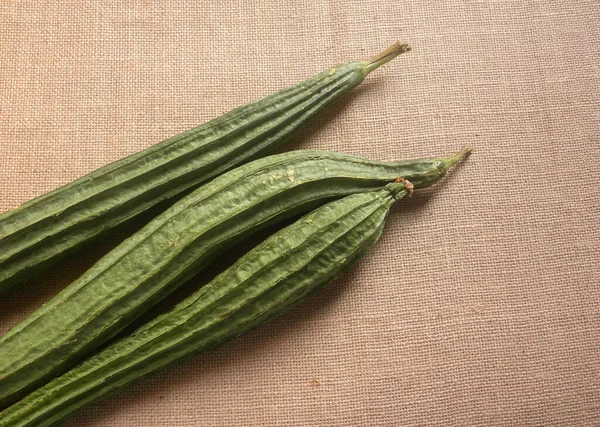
[0,148,461,410]
[0,182,408,427]
[0,44,409,292]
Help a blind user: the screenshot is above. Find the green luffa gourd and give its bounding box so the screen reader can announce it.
[0,42,410,292]
[0,180,415,427]
[0,148,469,409]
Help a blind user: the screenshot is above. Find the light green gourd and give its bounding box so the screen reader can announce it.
[0,180,413,427]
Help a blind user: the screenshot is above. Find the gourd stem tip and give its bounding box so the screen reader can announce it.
[444,146,472,168]
[390,177,413,199]
[395,177,414,195]
[362,41,411,74]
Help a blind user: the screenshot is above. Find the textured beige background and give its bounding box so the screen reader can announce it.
[1,1,599,426]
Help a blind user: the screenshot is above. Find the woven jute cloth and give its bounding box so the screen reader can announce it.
[1,1,599,426]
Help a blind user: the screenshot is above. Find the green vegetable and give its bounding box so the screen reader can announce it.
[0,42,410,292]
[0,179,414,427]
[0,147,469,409]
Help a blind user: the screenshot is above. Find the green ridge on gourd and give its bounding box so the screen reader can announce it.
[0,147,470,410]
[0,42,410,292]
[0,180,413,427]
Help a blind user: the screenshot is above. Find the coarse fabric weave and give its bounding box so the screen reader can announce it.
[1,1,599,426]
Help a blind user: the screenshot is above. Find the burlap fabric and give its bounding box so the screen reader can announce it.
[1,1,599,426]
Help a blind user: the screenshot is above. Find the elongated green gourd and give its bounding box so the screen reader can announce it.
[0,180,415,427]
[0,42,410,292]
[0,147,470,409]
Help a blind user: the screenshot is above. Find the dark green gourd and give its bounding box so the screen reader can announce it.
[0,180,413,427]
[0,147,469,409]
[0,42,410,292]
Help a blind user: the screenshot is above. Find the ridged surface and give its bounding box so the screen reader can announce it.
[0,148,459,409]
[0,60,367,291]
[0,183,407,427]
